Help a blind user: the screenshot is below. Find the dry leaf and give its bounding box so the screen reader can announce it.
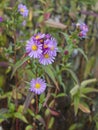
[44,19,67,29]
[79,103,91,114]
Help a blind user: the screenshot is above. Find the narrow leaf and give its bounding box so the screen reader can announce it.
[14,112,28,123]
[48,107,60,116]
[43,65,59,90]
[36,115,45,126]
[77,48,88,61]
[70,85,79,96]
[11,56,30,79]
[73,95,80,115]
[81,87,98,94]
[48,117,55,129]
[81,78,97,87]
[25,125,33,130]
[65,68,80,85]
[56,93,66,98]
[60,32,73,44]
[45,19,67,29]
[23,92,34,113]
[79,103,91,114]
[84,57,95,78]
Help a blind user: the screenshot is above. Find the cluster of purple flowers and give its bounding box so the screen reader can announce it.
[76,23,88,38]
[26,33,58,65]
[18,4,29,17]
[30,78,46,95]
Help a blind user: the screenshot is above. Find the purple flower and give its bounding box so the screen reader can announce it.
[26,33,58,65]
[39,52,55,65]
[18,4,29,17]
[0,17,3,22]
[80,23,88,33]
[26,38,42,58]
[45,34,51,39]
[43,38,58,56]
[30,78,46,95]
[76,22,88,38]
[79,31,87,38]
[33,33,45,42]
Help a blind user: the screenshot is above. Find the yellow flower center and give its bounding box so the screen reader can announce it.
[35,83,41,89]
[20,8,25,13]
[35,35,40,39]
[44,54,49,58]
[32,45,38,51]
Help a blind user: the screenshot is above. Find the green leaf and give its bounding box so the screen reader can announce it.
[8,103,15,112]
[0,113,13,123]
[84,57,95,78]
[11,56,30,79]
[65,68,79,85]
[35,115,45,126]
[0,92,12,99]
[18,105,24,113]
[0,118,5,123]
[69,123,82,130]
[48,117,55,129]
[61,32,73,44]
[55,93,66,98]
[96,122,98,130]
[77,48,88,61]
[25,125,33,130]
[14,112,28,123]
[43,65,59,89]
[23,92,34,113]
[27,109,35,117]
[39,0,46,4]
[81,87,98,94]
[69,124,78,130]
[81,78,97,88]
[46,8,54,13]
[70,85,79,96]
[35,10,44,14]
[73,94,80,115]
[39,93,45,103]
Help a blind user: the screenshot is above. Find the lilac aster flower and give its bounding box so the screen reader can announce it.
[39,52,55,65]
[80,23,88,33]
[76,22,88,38]
[79,31,87,38]
[26,38,42,58]
[0,17,3,22]
[43,38,58,56]
[26,33,58,65]
[33,33,45,42]
[30,78,46,95]
[45,34,51,39]
[18,4,29,17]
